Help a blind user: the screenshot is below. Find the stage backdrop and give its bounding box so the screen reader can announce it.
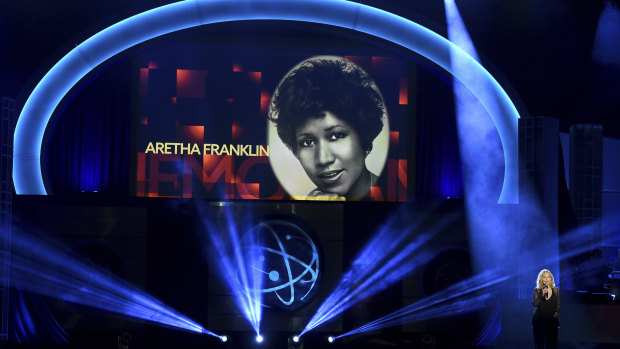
[44,23,465,201]
[133,37,410,201]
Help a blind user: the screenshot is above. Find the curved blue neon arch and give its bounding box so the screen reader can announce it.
[13,0,520,203]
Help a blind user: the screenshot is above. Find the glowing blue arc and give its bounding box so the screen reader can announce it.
[13,0,520,202]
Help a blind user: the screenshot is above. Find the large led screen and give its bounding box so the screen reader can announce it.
[134,37,409,201]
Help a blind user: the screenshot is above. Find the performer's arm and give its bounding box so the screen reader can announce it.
[554,288,560,317]
[532,288,543,307]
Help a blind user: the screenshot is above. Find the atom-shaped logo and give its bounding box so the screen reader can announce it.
[239,219,320,310]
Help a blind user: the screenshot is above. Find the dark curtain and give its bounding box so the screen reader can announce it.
[415,66,464,200]
[9,280,69,344]
[45,59,132,194]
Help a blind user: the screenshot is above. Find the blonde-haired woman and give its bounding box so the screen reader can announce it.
[532,269,560,349]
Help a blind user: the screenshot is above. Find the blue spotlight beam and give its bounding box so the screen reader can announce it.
[334,211,620,340]
[441,0,519,205]
[339,269,509,338]
[533,212,620,273]
[14,0,520,203]
[300,208,459,336]
[303,248,436,335]
[592,0,620,67]
[338,292,494,339]
[445,0,519,279]
[506,208,619,296]
[0,226,217,337]
[197,203,263,336]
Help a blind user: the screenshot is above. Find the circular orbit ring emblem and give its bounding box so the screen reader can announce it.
[239,219,320,310]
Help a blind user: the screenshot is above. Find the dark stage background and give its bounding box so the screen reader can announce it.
[3,1,620,348]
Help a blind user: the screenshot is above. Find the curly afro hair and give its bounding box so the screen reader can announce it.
[268,56,385,155]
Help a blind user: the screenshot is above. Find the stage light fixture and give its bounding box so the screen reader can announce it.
[116,331,133,349]
[421,333,436,349]
[220,335,228,343]
[288,335,302,349]
[256,334,264,343]
[328,336,335,343]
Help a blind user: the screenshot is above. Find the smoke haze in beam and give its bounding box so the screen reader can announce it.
[592,0,620,69]
[1,221,215,336]
[301,203,460,335]
[337,268,508,339]
[445,0,509,273]
[443,0,559,296]
[195,201,263,336]
[334,209,620,340]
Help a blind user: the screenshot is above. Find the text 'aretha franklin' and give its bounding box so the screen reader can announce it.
[144,142,269,156]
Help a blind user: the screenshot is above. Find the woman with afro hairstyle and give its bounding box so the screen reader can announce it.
[268,56,386,199]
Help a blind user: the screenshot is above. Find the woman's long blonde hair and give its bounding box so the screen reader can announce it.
[536,269,556,289]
